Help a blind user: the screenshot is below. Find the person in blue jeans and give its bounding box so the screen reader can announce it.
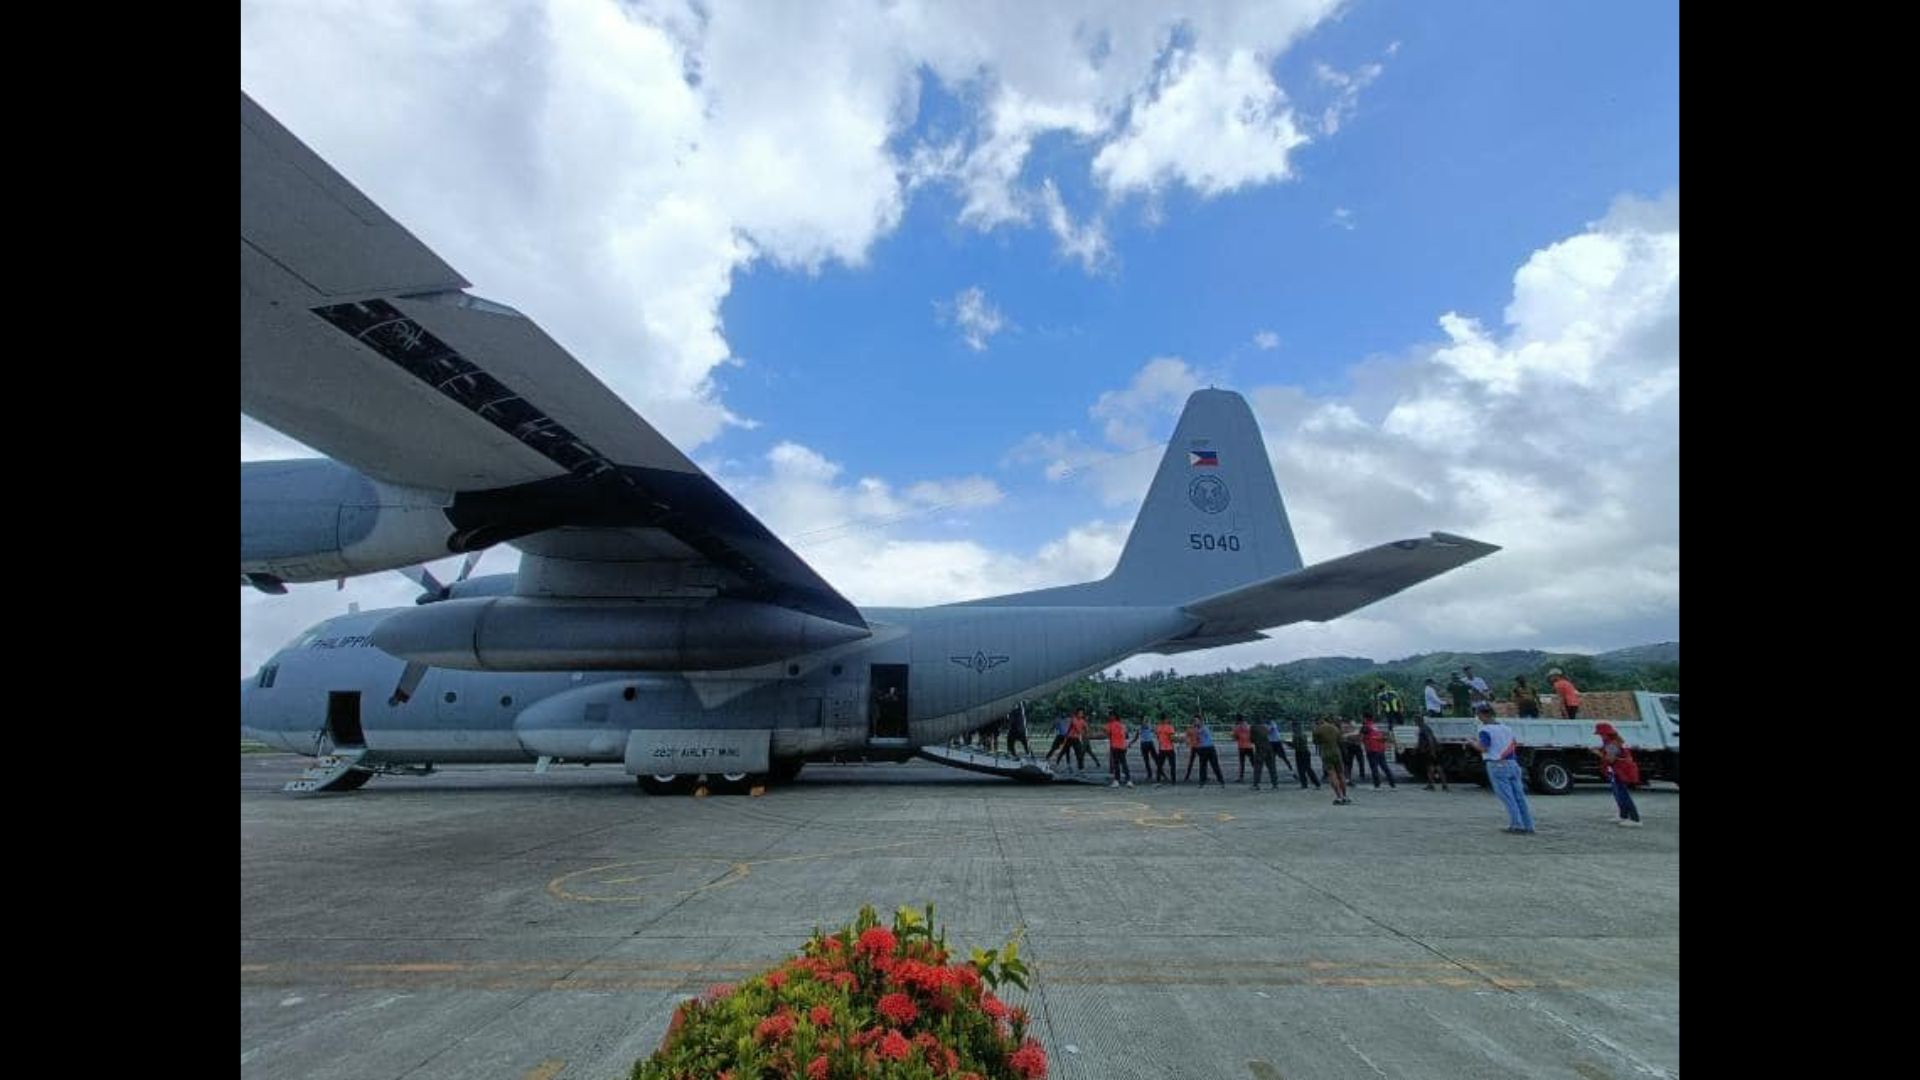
[1475,703,1535,834]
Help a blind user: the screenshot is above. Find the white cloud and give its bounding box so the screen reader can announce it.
[1330,206,1355,230]
[1000,357,1206,508]
[1092,48,1310,198]
[1039,180,1112,272]
[1312,58,1385,136]
[1091,357,1206,447]
[718,443,1099,610]
[939,286,1009,351]
[892,3,1341,261]
[1253,330,1280,350]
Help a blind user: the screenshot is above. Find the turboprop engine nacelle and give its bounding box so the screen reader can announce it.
[369,596,872,671]
[241,459,456,583]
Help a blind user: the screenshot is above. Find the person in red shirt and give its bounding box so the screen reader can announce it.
[1594,722,1641,826]
[1360,713,1397,790]
[1232,718,1255,782]
[1064,710,1091,771]
[1104,713,1134,788]
[1153,714,1178,785]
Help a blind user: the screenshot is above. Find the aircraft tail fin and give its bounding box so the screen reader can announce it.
[961,389,1302,609]
[1097,388,1303,605]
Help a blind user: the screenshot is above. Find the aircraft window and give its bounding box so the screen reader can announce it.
[257,664,278,689]
[444,691,458,704]
[499,696,513,707]
[623,686,637,701]
[787,664,801,677]
[831,664,843,676]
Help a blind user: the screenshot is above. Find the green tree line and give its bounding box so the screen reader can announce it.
[1023,652,1678,723]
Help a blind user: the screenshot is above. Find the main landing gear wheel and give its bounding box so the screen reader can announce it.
[638,774,695,796]
[709,771,761,795]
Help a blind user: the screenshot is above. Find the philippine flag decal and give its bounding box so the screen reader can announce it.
[1188,449,1219,468]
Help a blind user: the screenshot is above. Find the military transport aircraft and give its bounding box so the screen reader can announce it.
[239,90,1498,793]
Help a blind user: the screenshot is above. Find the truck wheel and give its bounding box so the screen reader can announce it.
[1530,755,1575,796]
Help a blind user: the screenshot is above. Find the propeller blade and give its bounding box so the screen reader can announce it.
[398,565,445,595]
[457,550,485,583]
[388,661,429,707]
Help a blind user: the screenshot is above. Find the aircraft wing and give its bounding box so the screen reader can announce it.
[240,91,864,628]
[1178,532,1499,637]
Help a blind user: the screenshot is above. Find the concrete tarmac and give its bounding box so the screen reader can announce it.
[241,755,1679,1079]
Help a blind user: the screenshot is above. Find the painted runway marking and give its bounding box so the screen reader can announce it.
[1054,800,1237,829]
[547,839,928,903]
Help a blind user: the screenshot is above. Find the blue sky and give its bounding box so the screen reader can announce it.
[241,1,1679,676]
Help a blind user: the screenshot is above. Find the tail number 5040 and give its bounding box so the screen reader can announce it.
[1189,533,1241,552]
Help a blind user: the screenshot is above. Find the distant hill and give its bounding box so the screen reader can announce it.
[1595,642,1680,670]
[1032,642,1678,722]
[1216,644,1678,688]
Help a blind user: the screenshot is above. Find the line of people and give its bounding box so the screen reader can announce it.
[1032,708,1442,803]
[967,698,1645,836]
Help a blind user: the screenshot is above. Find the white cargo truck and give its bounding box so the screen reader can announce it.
[1394,691,1678,795]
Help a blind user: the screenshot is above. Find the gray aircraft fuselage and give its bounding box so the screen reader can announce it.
[240,599,1194,770]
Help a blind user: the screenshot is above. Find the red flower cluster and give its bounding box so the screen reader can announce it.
[856,927,897,956]
[876,1028,913,1061]
[638,905,1040,1080]
[876,992,918,1025]
[1010,1039,1049,1079]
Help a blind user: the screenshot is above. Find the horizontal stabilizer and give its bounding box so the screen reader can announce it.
[1181,532,1499,637]
[1146,631,1270,655]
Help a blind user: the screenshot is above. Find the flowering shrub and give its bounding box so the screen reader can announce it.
[634,904,1045,1080]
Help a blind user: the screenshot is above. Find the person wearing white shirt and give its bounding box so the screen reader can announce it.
[1475,703,1534,834]
[1423,679,1446,717]
[1464,666,1491,706]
